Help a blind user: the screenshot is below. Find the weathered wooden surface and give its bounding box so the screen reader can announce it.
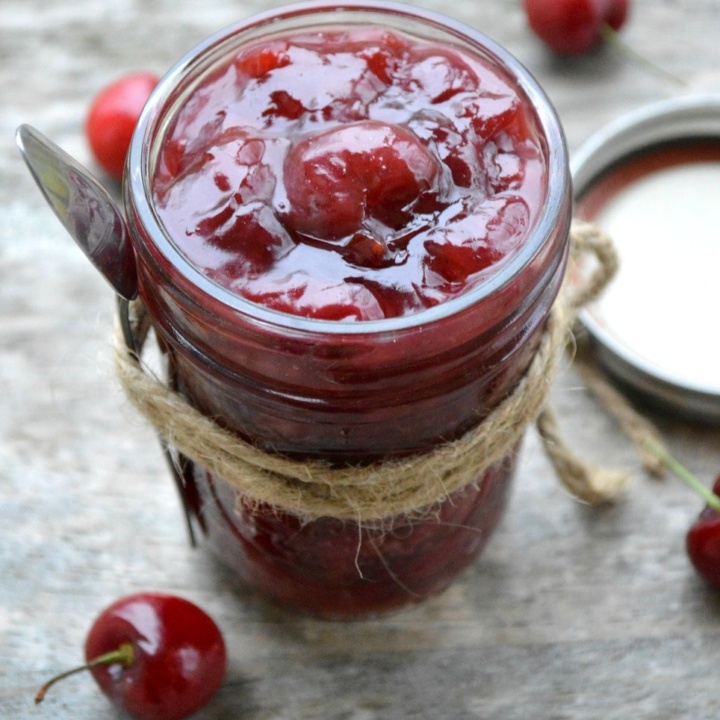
[2,1,720,718]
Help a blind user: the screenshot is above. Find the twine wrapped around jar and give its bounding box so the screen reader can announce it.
[113,220,666,523]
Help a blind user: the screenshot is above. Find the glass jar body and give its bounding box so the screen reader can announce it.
[124,1,571,617]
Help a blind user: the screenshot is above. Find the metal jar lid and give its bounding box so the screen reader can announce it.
[572,94,720,422]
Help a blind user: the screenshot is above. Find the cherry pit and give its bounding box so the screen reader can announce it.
[35,592,227,720]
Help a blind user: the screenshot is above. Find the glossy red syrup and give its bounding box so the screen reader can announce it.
[152,27,546,320]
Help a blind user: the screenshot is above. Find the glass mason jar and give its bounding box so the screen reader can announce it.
[124,0,571,617]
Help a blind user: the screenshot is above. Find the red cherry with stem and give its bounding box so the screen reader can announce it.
[686,474,720,589]
[86,72,159,181]
[645,440,720,589]
[523,0,630,55]
[35,592,227,720]
[523,0,685,86]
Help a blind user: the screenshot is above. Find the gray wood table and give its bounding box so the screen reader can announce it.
[2,1,719,718]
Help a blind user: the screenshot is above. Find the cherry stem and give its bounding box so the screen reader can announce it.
[643,438,720,512]
[34,642,135,705]
[600,23,687,88]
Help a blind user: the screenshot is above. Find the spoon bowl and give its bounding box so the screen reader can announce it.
[15,124,138,301]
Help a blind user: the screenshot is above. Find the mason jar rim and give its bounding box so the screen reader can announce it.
[126,0,570,336]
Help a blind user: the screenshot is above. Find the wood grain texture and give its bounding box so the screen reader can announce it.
[2,1,720,718]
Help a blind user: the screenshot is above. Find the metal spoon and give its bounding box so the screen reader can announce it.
[16,123,201,545]
[15,124,138,302]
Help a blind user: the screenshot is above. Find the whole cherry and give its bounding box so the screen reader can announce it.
[523,0,630,55]
[686,474,720,589]
[645,440,720,590]
[35,592,227,720]
[283,119,440,243]
[86,71,159,181]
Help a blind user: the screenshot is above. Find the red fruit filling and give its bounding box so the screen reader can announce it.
[153,28,546,320]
